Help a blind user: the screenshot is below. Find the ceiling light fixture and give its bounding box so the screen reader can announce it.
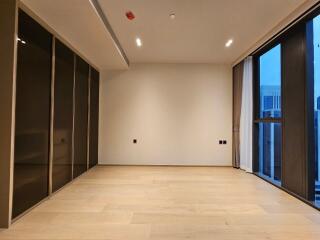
[169,13,176,19]
[136,37,142,47]
[225,39,233,47]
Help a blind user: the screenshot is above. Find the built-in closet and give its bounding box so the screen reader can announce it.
[13,9,100,219]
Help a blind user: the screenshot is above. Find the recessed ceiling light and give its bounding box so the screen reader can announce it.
[169,13,176,19]
[225,39,233,47]
[136,37,142,47]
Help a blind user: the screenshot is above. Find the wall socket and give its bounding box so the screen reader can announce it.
[219,140,227,145]
[133,139,137,144]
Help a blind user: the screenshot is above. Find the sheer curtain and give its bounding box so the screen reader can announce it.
[240,56,253,172]
[232,62,244,168]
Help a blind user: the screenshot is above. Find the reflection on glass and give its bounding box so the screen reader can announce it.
[258,123,282,184]
[73,56,89,178]
[308,14,320,207]
[52,40,74,192]
[259,45,281,118]
[89,68,99,168]
[13,10,52,218]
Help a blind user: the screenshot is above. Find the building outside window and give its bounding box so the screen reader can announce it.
[257,44,282,185]
[308,14,320,206]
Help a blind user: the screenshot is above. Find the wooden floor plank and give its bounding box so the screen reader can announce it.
[0,166,319,240]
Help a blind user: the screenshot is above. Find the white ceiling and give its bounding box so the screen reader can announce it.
[21,0,129,70]
[99,0,308,64]
[21,0,312,68]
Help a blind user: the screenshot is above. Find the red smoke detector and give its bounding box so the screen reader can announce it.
[126,11,135,20]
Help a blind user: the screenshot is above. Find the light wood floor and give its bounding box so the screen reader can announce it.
[1,166,320,240]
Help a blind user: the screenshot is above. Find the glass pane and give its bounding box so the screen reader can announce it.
[315,15,320,208]
[308,14,320,207]
[13,10,52,218]
[259,45,281,118]
[52,40,74,192]
[89,68,99,168]
[258,123,282,185]
[73,56,89,178]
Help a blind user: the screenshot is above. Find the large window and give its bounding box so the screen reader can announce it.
[252,5,320,210]
[308,14,320,207]
[259,45,282,118]
[256,44,282,185]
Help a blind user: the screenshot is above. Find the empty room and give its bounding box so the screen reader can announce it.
[1,0,320,239]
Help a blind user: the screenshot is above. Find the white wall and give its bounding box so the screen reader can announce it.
[99,63,232,166]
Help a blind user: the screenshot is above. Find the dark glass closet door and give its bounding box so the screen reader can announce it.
[89,68,99,168]
[73,56,89,178]
[13,10,52,218]
[52,40,74,192]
